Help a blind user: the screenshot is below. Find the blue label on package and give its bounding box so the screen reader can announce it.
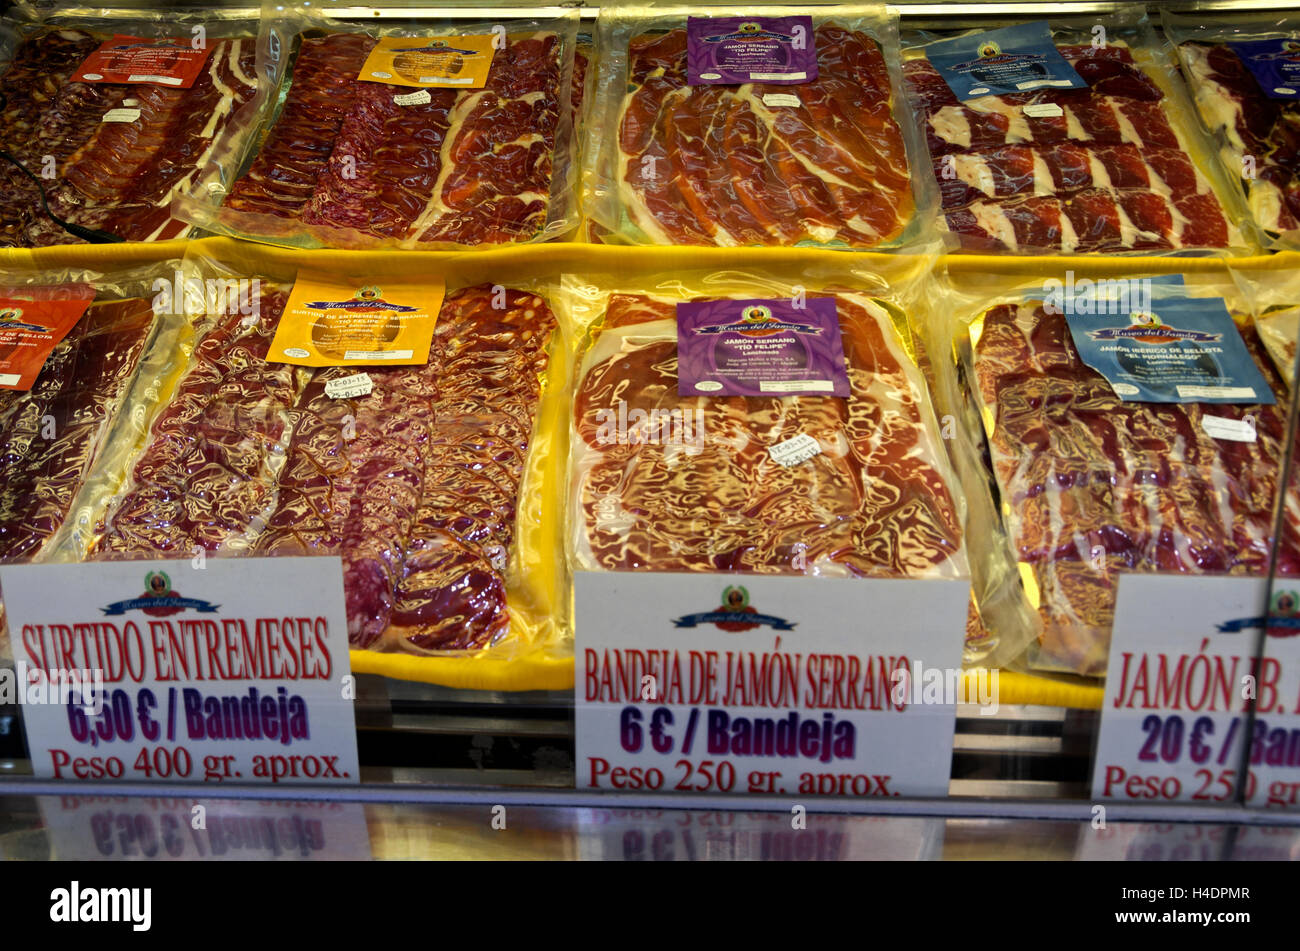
[926,21,1087,100]
[1065,297,1276,404]
[676,297,848,397]
[1227,37,1300,100]
[686,16,818,86]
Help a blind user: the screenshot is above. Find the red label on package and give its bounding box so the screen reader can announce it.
[71,35,214,88]
[0,296,94,390]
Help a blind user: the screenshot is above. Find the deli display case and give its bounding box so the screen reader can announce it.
[0,0,1299,867]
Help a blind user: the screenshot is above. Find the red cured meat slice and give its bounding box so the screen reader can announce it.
[96,290,301,556]
[572,294,964,577]
[299,81,456,236]
[1062,189,1124,251]
[0,297,155,561]
[0,31,257,246]
[617,24,914,246]
[410,33,563,244]
[972,302,1290,674]
[226,33,372,218]
[1114,100,1180,150]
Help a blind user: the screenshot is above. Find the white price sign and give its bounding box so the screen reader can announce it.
[1092,575,1300,809]
[575,572,971,799]
[1,558,360,786]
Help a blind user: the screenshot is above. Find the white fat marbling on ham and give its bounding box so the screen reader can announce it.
[953,154,996,197]
[1111,101,1143,147]
[970,201,1018,250]
[1115,200,1161,246]
[1057,207,1079,252]
[930,106,971,149]
[1031,150,1055,196]
[1087,152,1112,191]
[969,97,1032,143]
[1064,107,1088,142]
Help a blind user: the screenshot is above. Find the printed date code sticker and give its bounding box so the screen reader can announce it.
[1,558,359,786]
[575,572,971,798]
[1092,575,1300,810]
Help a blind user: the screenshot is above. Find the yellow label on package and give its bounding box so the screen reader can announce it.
[358,35,498,89]
[271,274,445,367]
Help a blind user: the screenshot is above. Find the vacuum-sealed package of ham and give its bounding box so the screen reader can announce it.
[1165,10,1300,249]
[564,262,970,600]
[900,7,1257,254]
[0,260,192,658]
[176,2,581,250]
[583,3,936,248]
[73,248,572,668]
[924,266,1299,676]
[0,8,261,247]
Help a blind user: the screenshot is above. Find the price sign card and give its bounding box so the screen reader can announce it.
[1092,575,1300,809]
[576,572,971,799]
[1,558,359,786]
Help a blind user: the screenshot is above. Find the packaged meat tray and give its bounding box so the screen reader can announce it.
[564,264,968,587]
[933,270,1298,676]
[901,9,1256,254]
[1165,11,1300,248]
[583,3,935,248]
[0,260,191,657]
[177,5,581,250]
[71,247,572,676]
[0,13,259,247]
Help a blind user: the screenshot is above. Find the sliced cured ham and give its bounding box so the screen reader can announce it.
[905,43,1237,252]
[572,294,964,578]
[0,296,156,560]
[95,283,555,653]
[1178,41,1300,236]
[614,24,915,247]
[971,301,1292,674]
[224,31,566,247]
[0,30,257,247]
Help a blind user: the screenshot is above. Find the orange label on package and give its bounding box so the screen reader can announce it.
[71,35,215,88]
[271,274,445,367]
[0,296,94,390]
[358,34,498,89]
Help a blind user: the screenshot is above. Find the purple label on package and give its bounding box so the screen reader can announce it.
[686,16,818,86]
[676,297,848,397]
